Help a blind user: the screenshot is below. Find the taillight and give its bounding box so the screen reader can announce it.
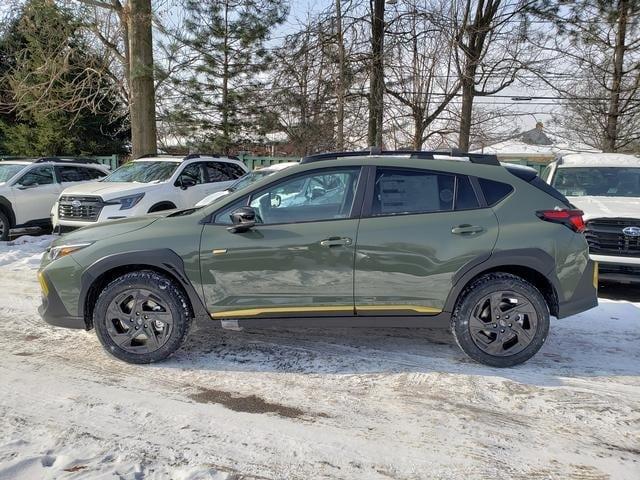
[536,209,585,233]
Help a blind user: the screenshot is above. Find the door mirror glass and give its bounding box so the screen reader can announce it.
[227,206,256,233]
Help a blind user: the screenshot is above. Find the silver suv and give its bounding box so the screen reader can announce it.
[0,157,109,240]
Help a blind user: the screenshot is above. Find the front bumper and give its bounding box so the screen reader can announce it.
[37,271,86,329]
[590,254,640,283]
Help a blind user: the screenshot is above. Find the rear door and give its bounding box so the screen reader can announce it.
[354,166,499,316]
[199,167,363,319]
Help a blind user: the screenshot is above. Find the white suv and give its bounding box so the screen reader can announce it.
[542,153,640,283]
[52,154,248,230]
[0,158,109,240]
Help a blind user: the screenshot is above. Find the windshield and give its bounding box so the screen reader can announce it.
[553,167,640,197]
[0,164,26,183]
[103,161,179,183]
[229,169,274,191]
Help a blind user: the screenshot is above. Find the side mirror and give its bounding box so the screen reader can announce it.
[179,177,197,190]
[227,206,256,233]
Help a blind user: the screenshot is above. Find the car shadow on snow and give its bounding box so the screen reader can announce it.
[155,297,640,388]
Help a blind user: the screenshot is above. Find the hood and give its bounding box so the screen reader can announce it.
[54,215,160,245]
[60,181,161,199]
[195,189,230,207]
[568,196,640,221]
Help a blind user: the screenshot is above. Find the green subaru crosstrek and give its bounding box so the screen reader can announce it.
[38,150,598,367]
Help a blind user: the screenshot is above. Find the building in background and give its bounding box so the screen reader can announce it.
[474,122,600,173]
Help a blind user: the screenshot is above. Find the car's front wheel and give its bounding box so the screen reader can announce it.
[452,273,550,367]
[94,271,191,364]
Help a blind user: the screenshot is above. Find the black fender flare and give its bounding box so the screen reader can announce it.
[0,196,16,226]
[148,201,177,213]
[79,249,208,322]
[443,248,560,314]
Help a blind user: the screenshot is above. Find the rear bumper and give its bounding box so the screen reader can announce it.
[556,260,598,318]
[37,271,86,329]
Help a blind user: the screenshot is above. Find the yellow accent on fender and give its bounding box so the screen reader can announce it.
[593,261,599,290]
[211,304,441,318]
[38,271,49,296]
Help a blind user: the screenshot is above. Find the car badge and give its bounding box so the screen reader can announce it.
[622,226,640,237]
[71,200,82,208]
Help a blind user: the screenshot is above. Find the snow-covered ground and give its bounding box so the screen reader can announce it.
[0,236,638,480]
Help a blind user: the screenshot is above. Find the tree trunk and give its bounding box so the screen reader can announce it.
[128,0,157,158]
[603,0,628,152]
[335,0,345,150]
[458,63,476,151]
[368,0,385,148]
[222,0,230,154]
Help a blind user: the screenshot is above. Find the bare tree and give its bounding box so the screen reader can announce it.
[532,0,640,152]
[453,0,541,150]
[384,0,461,149]
[74,0,157,157]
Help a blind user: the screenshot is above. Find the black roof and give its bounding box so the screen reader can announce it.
[300,148,500,166]
[0,156,102,165]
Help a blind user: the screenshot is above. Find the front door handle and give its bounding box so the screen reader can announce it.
[320,236,353,248]
[451,224,484,235]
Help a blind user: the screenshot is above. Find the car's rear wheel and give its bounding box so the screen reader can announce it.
[452,273,550,367]
[0,211,10,241]
[94,271,191,364]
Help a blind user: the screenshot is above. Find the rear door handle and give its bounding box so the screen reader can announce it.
[451,224,484,235]
[320,237,353,247]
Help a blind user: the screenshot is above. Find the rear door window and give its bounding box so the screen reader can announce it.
[371,168,455,216]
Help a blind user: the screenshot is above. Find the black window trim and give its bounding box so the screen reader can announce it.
[209,165,367,226]
[361,166,486,219]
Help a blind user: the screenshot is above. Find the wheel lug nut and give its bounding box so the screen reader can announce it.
[136,312,140,316]
[496,315,500,319]
[492,323,497,328]
[144,315,148,319]
[135,326,139,330]
[508,323,512,327]
[500,329,505,333]
[129,319,133,322]
[144,325,147,328]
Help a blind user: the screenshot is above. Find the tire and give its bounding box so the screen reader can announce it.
[0,211,9,241]
[451,273,550,368]
[93,270,192,364]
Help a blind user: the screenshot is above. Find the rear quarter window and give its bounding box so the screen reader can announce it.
[478,178,514,206]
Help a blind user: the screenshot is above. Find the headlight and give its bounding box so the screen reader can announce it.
[47,242,93,261]
[105,193,145,210]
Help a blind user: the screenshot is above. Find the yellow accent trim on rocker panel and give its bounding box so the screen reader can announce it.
[210,304,442,318]
[357,305,442,314]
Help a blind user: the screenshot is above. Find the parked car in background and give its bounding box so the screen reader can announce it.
[0,157,109,240]
[195,161,298,207]
[39,149,597,368]
[542,153,640,283]
[52,154,248,231]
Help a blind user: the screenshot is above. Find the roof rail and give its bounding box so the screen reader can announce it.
[300,148,499,166]
[183,153,221,160]
[34,157,101,165]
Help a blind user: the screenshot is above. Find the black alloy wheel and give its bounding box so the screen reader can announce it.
[94,271,191,364]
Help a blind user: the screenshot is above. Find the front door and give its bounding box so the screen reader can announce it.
[11,165,61,225]
[354,167,499,315]
[200,167,363,319]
